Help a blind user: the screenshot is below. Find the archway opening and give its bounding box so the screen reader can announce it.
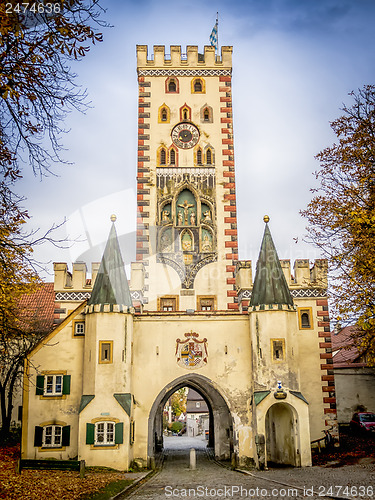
[148,374,233,461]
[265,403,298,466]
[162,387,212,452]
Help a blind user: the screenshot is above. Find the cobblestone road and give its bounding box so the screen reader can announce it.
[124,437,374,500]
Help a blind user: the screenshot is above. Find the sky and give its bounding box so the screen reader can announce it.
[19,0,375,279]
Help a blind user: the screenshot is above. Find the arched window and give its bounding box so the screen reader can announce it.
[168,79,176,92]
[206,148,212,165]
[158,103,170,123]
[301,312,310,328]
[194,79,202,92]
[160,148,166,165]
[197,148,202,165]
[200,104,213,123]
[179,104,191,121]
[170,149,176,165]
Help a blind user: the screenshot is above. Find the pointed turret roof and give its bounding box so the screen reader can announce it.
[250,217,294,307]
[88,218,132,308]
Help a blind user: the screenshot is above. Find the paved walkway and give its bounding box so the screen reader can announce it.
[124,437,374,500]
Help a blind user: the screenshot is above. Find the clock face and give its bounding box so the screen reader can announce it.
[171,122,200,149]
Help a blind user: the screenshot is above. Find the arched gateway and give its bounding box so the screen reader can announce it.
[148,374,233,461]
[21,44,338,471]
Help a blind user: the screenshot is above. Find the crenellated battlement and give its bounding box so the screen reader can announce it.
[235,258,328,294]
[136,45,232,69]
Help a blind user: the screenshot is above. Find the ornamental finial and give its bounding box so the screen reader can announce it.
[263,215,270,223]
[110,214,117,222]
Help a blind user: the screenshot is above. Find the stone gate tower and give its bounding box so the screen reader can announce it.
[135,45,238,311]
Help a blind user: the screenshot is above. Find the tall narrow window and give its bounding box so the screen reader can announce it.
[272,339,285,361]
[204,109,210,121]
[194,79,202,92]
[301,312,310,328]
[170,149,176,165]
[160,148,166,165]
[197,148,202,165]
[206,149,212,165]
[298,307,313,329]
[99,341,113,363]
[183,110,188,120]
[161,108,167,121]
[168,79,177,92]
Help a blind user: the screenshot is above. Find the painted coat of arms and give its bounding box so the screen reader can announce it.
[176,331,208,369]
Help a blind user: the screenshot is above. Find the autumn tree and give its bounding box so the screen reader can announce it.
[302,85,375,365]
[0,0,105,184]
[0,0,106,440]
[170,388,187,418]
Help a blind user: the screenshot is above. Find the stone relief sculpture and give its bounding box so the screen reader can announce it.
[202,234,212,252]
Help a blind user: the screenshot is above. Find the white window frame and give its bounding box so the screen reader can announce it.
[44,374,63,396]
[43,425,62,447]
[95,421,115,446]
[74,321,85,336]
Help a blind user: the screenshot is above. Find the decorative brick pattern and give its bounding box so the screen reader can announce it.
[137,76,151,273]
[219,76,238,310]
[316,298,337,423]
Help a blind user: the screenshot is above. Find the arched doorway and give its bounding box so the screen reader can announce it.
[265,402,299,466]
[148,374,233,461]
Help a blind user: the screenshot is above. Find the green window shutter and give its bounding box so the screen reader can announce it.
[115,422,123,444]
[62,375,71,395]
[34,426,43,447]
[86,423,95,445]
[36,376,44,395]
[62,425,70,446]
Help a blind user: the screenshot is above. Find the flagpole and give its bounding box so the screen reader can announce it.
[216,12,219,56]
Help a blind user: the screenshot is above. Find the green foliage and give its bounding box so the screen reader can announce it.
[170,421,184,433]
[170,387,187,417]
[302,85,375,365]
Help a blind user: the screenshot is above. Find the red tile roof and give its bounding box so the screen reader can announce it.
[18,283,55,333]
[332,326,367,368]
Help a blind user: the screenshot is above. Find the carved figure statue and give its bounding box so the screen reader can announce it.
[162,209,170,222]
[177,211,183,226]
[203,210,211,221]
[202,234,212,252]
[178,199,194,225]
[190,211,196,226]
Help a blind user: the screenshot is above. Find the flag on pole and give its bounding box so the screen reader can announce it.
[209,22,218,49]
